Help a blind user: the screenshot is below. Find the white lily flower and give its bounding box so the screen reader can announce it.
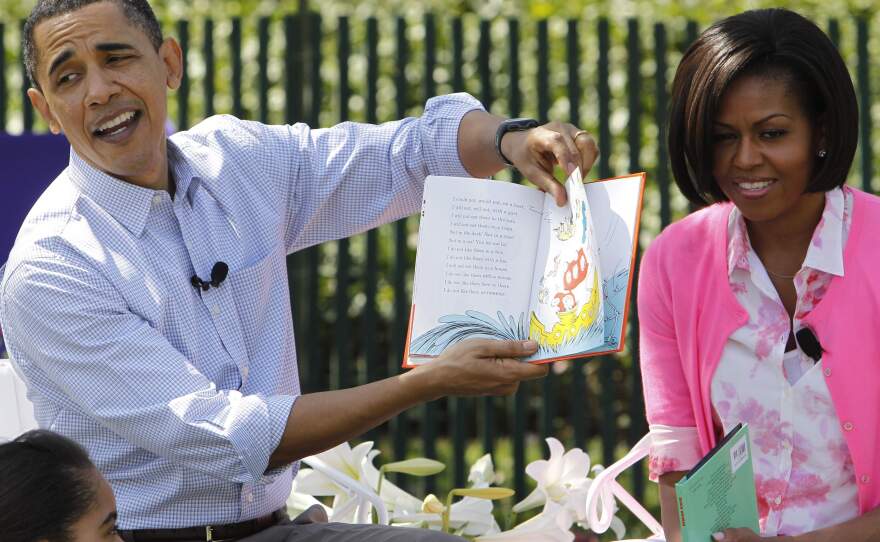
[285,489,331,519]
[512,437,592,521]
[390,454,504,536]
[476,502,575,542]
[292,441,423,523]
[391,493,499,536]
[468,453,504,488]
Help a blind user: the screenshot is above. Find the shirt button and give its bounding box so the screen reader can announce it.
[246,492,254,503]
[211,305,220,316]
[242,367,249,379]
[773,496,782,505]
[861,474,871,484]
[823,367,832,377]
[843,422,854,431]
[152,194,162,206]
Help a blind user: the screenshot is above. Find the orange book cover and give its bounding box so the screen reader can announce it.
[403,171,645,368]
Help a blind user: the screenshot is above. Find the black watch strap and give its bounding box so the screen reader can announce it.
[495,117,540,167]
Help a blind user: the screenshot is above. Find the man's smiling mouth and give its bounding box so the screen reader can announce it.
[93,110,142,138]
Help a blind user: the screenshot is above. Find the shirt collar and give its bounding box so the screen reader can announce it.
[727,187,846,278]
[66,140,201,237]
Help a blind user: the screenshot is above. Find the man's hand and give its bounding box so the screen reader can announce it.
[270,338,547,466]
[457,111,599,206]
[501,121,600,206]
[404,339,549,401]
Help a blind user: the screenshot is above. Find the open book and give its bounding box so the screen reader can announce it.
[403,170,645,366]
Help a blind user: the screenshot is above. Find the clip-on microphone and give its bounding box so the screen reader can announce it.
[190,261,229,291]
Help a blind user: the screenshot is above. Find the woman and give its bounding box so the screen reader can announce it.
[639,8,880,542]
[0,430,122,542]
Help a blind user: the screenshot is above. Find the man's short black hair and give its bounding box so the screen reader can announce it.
[668,8,858,205]
[24,0,164,89]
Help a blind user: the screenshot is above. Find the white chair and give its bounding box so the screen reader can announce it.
[0,358,38,440]
[585,433,666,541]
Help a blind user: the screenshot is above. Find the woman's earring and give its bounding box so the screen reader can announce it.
[818,149,827,158]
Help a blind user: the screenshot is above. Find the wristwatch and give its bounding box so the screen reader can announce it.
[495,117,540,167]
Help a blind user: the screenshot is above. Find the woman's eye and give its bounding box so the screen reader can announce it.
[761,129,787,139]
[713,132,736,143]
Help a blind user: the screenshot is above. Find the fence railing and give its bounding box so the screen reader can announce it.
[1,11,875,521]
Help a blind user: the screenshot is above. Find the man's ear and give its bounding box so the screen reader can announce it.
[159,37,183,91]
[27,87,62,134]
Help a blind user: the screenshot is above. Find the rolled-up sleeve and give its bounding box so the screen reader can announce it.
[638,240,701,479]
[1,256,291,484]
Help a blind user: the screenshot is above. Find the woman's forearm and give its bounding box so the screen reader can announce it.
[659,470,687,542]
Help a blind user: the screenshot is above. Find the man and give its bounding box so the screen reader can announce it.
[0,0,599,540]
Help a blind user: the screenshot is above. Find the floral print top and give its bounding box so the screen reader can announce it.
[649,187,858,536]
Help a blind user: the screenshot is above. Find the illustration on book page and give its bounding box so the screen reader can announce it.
[526,170,605,358]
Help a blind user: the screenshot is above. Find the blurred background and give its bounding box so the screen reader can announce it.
[2,0,878,536]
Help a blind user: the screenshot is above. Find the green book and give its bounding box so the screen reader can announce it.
[675,423,760,542]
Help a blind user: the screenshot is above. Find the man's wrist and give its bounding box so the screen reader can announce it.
[494,118,539,167]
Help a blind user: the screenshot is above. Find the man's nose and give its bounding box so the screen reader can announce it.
[85,69,120,106]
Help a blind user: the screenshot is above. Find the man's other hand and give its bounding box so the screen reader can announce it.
[403,338,549,400]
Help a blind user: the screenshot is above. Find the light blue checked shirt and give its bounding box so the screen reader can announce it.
[0,93,482,529]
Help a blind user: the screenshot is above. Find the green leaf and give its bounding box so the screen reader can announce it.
[381,458,446,476]
[450,487,515,500]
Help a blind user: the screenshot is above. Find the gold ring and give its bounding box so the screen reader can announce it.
[573,130,591,140]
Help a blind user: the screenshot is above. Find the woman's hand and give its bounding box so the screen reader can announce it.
[712,528,792,541]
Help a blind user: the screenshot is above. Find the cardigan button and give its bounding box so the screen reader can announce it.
[823,367,832,377]
[861,474,871,484]
[843,422,854,432]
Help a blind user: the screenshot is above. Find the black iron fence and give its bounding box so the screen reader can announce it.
[1,11,876,521]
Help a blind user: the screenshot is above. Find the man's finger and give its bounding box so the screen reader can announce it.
[500,358,550,380]
[522,164,567,206]
[543,130,579,177]
[474,339,539,359]
[573,129,599,176]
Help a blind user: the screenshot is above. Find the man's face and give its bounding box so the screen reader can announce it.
[27,1,182,189]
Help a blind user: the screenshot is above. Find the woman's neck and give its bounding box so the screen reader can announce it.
[746,192,826,265]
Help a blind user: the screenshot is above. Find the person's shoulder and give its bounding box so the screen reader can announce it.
[648,202,731,255]
[6,171,83,270]
[171,115,282,151]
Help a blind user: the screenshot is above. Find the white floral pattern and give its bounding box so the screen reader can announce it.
[649,188,858,536]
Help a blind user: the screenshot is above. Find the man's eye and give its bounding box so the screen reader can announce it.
[57,73,78,85]
[107,55,131,64]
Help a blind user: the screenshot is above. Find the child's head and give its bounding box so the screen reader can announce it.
[0,430,120,542]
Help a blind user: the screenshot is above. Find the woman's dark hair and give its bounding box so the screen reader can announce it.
[0,430,98,542]
[668,8,858,205]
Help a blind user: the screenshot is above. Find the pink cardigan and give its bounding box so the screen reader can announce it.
[638,187,880,514]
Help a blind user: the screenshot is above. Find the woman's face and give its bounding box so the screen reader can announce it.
[67,468,122,542]
[711,73,824,226]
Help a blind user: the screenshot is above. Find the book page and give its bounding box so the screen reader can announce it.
[407,177,545,362]
[526,168,605,361]
[581,174,644,354]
